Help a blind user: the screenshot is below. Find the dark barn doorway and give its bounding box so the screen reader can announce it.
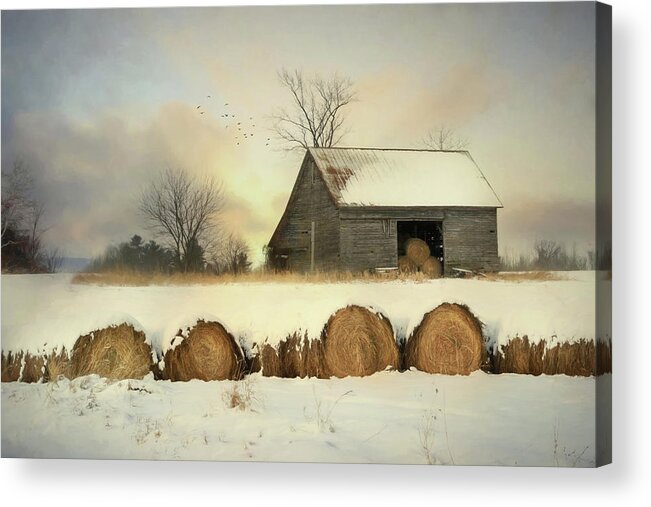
[397,221,444,266]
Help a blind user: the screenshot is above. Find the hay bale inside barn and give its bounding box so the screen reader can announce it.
[267,147,502,276]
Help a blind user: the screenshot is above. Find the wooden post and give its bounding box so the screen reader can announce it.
[310,221,315,272]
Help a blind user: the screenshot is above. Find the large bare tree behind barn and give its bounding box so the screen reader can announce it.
[272,68,356,150]
[139,168,224,272]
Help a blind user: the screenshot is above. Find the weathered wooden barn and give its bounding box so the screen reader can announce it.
[267,147,502,275]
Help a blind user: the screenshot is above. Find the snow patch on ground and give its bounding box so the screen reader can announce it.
[1,272,607,356]
[1,371,601,466]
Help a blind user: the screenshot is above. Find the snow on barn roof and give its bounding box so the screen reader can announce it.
[309,147,503,208]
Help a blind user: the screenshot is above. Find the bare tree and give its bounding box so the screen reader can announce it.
[272,68,357,150]
[2,160,59,273]
[139,168,225,272]
[216,233,251,275]
[43,247,64,273]
[423,126,469,151]
[1,160,34,248]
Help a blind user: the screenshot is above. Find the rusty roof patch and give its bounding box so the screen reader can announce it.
[325,165,354,192]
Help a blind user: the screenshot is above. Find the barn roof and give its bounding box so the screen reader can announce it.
[309,147,503,208]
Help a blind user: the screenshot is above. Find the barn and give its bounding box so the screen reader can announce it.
[267,147,503,276]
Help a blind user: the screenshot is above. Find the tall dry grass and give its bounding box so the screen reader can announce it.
[490,336,612,376]
[72,269,437,286]
[72,268,571,286]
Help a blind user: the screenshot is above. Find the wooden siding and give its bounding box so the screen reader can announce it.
[442,208,499,274]
[269,155,340,271]
[339,219,397,271]
[338,207,498,274]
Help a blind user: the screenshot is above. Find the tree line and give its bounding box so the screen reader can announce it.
[499,240,612,272]
[89,168,251,275]
[1,161,62,273]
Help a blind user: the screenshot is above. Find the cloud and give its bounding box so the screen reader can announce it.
[348,63,507,148]
[7,102,276,258]
[498,198,596,255]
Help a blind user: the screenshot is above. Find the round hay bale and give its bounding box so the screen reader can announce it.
[405,238,430,267]
[405,303,484,375]
[163,320,243,381]
[398,255,418,273]
[70,324,154,380]
[420,256,443,279]
[322,305,399,378]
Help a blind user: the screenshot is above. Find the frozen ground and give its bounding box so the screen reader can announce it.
[0,272,608,357]
[1,370,602,466]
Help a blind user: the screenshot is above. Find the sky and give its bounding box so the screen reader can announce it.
[1,2,598,265]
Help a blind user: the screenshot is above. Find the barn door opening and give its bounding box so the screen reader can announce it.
[397,221,444,268]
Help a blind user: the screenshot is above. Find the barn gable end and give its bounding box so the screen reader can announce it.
[268,152,340,271]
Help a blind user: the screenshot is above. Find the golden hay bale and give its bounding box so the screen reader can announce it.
[322,305,399,378]
[420,256,443,279]
[162,320,243,381]
[405,238,430,267]
[398,255,418,273]
[405,303,484,375]
[70,323,154,380]
[1,351,23,382]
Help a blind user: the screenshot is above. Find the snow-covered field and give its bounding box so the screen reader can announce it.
[1,272,608,357]
[1,273,607,465]
[2,370,603,466]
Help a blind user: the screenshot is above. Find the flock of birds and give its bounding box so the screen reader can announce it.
[195,95,271,148]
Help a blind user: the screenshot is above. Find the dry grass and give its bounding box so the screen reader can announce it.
[70,323,154,380]
[405,303,485,375]
[1,348,72,383]
[491,336,612,376]
[1,351,24,382]
[162,320,244,381]
[72,268,571,286]
[479,271,566,282]
[322,305,399,378]
[257,333,325,379]
[21,353,46,383]
[44,348,71,381]
[72,269,436,286]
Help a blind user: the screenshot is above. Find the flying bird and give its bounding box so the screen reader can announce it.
[224,103,229,106]
[207,95,211,98]
[200,111,204,115]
